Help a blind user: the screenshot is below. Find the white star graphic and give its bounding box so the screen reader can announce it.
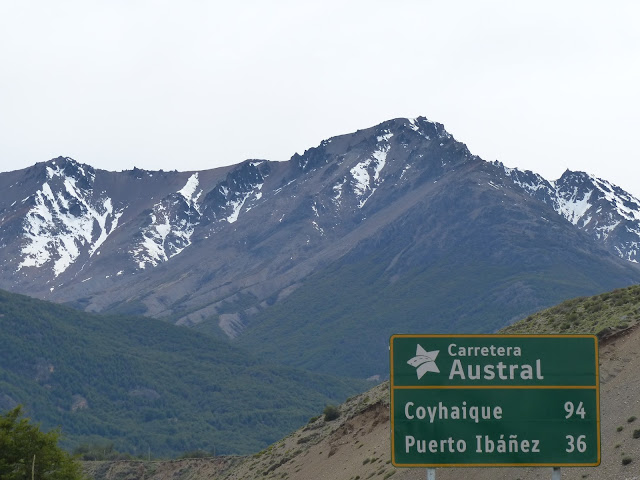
[407,344,440,379]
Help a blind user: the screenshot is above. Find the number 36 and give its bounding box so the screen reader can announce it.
[566,435,587,453]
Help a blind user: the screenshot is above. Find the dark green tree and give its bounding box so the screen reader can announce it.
[0,406,83,480]
[323,404,340,421]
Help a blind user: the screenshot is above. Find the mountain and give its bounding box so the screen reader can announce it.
[2,117,640,378]
[502,165,640,263]
[83,285,640,480]
[0,289,368,456]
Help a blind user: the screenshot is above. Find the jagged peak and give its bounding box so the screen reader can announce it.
[31,157,96,187]
[293,115,459,173]
[555,169,591,185]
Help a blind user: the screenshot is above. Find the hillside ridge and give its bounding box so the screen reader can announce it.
[81,285,640,480]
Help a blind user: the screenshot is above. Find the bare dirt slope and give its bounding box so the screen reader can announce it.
[83,326,640,480]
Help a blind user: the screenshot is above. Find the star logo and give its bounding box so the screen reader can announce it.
[407,344,440,379]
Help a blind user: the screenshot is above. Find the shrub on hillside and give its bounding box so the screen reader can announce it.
[323,404,340,421]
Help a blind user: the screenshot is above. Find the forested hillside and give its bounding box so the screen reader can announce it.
[0,290,369,456]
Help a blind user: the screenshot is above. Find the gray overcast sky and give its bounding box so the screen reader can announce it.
[1,1,639,197]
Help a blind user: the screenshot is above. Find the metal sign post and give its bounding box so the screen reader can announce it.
[390,334,600,468]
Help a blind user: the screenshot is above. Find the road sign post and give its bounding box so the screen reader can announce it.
[390,335,600,469]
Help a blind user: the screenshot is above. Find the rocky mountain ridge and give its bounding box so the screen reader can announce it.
[502,164,640,263]
[2,117,640,378]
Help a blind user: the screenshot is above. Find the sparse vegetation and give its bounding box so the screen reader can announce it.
[177,449,214,459]
[502,285,640,336]
[73,442,133,461]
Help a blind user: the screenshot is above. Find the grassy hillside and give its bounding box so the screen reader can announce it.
[501,284,640,335]
[0,290,370,456]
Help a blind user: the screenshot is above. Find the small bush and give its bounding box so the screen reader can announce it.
[622,456,632,465]
[617,426,624,432]
[323,404,340,421]
[633,429,640,439]
[178,449,212,459]
[628,416,637,423]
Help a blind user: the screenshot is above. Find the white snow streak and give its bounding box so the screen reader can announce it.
[226,184,263,224]
[591,176,640,222]
[332,178,346,206]
[350,138,390,208]
[18,164,121,276]
[178,173,202,212]
[130,174,203,268]
[555,187,593,225]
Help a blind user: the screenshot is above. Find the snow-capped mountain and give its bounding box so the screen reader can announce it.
[130,172,202,269]
[1,117,639,378]
[16,160,122,278]
[502,165,640,263]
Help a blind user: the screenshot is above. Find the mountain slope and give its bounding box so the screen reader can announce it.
[84,286,640,480]
[84,328,640,480]
[235,158,640,377]
[0,290,368,456]
[2,117,640,379]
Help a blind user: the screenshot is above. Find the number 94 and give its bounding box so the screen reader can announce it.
[564,401,586,419]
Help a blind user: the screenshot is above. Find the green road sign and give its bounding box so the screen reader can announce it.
[390,335,600,467]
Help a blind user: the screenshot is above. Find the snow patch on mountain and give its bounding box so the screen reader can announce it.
[18,160,121,277]
[332,178,346,207]
[503,166,549,194]
[406,118,432,140]
[377,132,393,143]
[591,176,640,222]
[350,135,392,208]
[226,185,263,224]
[131,174,202,269]
[555,188,593,225]
[502,163,640,263]
[178,173,202,212]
